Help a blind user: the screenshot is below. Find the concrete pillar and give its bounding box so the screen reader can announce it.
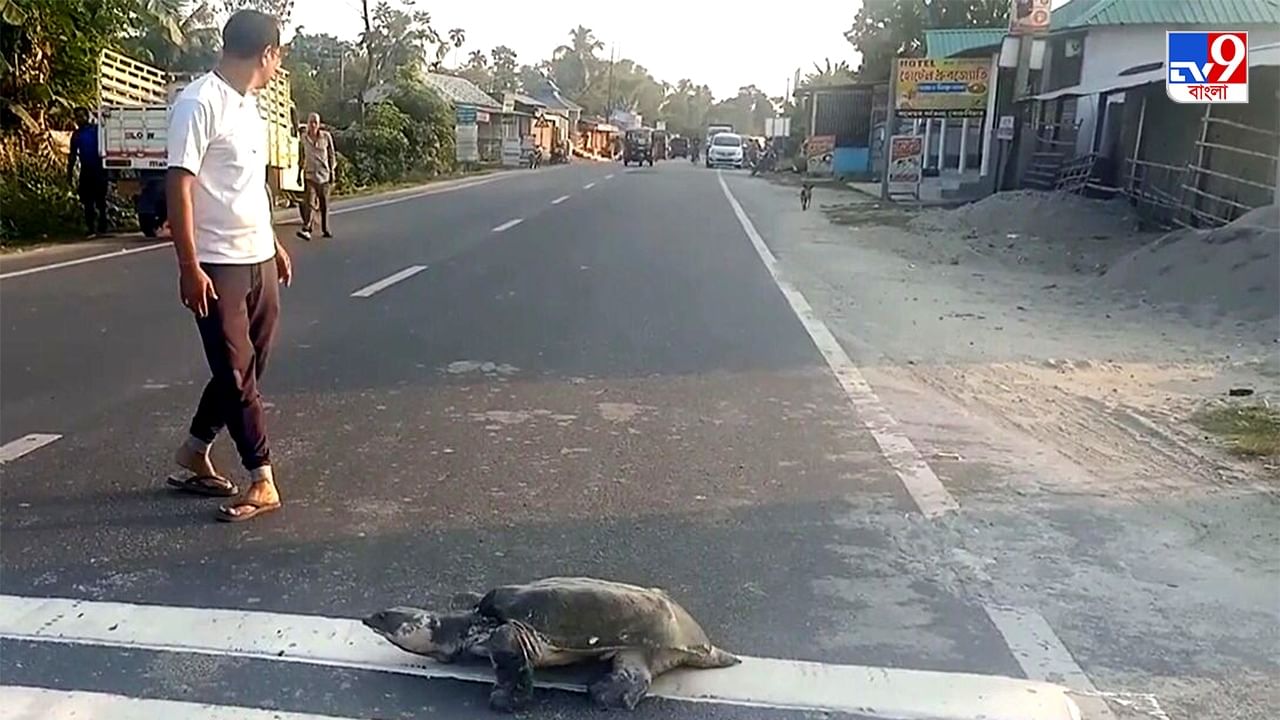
[923,120,933,168]
[938,118,948,172]
[959,118,969,173]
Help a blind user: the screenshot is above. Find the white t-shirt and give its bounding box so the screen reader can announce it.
[167,72,276,265]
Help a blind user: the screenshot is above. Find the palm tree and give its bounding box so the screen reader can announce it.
[803,58,855,88]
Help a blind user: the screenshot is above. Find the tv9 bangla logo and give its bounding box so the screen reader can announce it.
[1166,31,1249,103]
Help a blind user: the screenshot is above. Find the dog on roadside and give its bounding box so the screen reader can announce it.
[800,183,813,211]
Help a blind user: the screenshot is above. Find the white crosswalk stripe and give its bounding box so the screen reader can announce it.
[0,593,1082,720]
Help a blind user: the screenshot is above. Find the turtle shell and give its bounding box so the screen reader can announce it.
[476,576,715,655]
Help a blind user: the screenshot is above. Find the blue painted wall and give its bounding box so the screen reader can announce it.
[834,147,871,178]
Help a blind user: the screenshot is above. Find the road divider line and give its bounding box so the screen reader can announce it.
[717,171,959,519]
[582,182,596,190]
[551,195,571,205]
[0,434,62,464]
[491,218,524,233]
[604,174,615,180]
[0,686,371,720]
[0,594,1081,720]
[350,266,427,298]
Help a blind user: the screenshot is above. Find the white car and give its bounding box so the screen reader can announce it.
[706,132,744,169]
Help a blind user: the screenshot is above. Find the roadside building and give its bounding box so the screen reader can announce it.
[1015,0,1280,226]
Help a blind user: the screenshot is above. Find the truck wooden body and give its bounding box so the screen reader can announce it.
[96,49,303,236]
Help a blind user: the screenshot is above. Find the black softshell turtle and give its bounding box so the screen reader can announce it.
[363,576,741,711]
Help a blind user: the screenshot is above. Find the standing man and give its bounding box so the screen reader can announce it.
[67,107,109,236]
[296,111,335,240]
[165,8,293,523]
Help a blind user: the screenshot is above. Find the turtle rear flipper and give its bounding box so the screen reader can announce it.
[683,645,741,668]
[485,623,535,713]
[590,650,652,710]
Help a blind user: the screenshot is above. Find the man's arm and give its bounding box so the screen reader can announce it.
[167,169,200,268]
[167,98,218,315]
[326,132,336,178]
[67,128,79,182]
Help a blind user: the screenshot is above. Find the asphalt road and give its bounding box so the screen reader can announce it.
[1,161,1028,718]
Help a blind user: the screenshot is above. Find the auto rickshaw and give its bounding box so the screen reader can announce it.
[623,128,654,166]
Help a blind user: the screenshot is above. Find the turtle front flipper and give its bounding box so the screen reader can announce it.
[589,650,653,710]
[485,623,535,713]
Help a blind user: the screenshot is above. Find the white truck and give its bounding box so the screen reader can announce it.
[96,48,304,236]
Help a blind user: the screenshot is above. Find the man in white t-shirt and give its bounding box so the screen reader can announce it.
[166,9,293,523]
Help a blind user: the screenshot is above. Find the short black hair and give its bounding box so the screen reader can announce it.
[221,9,281,59]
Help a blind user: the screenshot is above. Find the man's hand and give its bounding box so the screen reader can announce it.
[179,265,218,317]
[275,242,293,286]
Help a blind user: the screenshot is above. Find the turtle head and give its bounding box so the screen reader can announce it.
[362,606,474,662]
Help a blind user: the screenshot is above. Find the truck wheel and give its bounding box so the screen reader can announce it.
[138,213,160,238]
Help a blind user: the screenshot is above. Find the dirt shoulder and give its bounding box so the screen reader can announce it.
[729,173,1279,720]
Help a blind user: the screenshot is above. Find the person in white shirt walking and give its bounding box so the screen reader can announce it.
[297,112,335,240]
[164,9,294,523]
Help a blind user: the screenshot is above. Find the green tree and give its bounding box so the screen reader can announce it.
[358,0,440,116]
[845,0,1007,81]
[549,25,602,100]
[457,49,491,90]
[490,45,518,94]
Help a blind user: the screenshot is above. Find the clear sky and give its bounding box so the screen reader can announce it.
[288,0,861,100]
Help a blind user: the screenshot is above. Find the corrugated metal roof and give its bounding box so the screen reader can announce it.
[924,28,1007,58]
[1052,0,1280,29]
[421,73,501,111]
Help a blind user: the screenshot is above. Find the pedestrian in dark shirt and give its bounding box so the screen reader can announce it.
[67,108,109,236]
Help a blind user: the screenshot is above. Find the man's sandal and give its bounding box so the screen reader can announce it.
[215,499,282,523]
[166,473,239,497]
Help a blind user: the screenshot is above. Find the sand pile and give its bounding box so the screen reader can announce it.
[910,189,1139,241]
[1099,205,1279,322]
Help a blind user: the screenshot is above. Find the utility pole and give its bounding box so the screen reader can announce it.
[359,0,372,122]
[606,45,615,120]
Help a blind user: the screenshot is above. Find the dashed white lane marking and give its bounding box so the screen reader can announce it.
[491,218,524,233]
[0,594,1080,720]
[0,434,62,464]
[717,172,959,518]
[0,245,169,280]
[0,686,369,720]
[0,176,510,279]
[551,195,571,205]
[604,173,615,179]
[328,175,505,217]
[582,182,596,189]
[349,265,427,298]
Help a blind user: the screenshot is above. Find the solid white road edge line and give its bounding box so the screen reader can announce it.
[0,244,169,280]
[349,266,427,298]
[491,218,524,233]
[0,594,1081,720]
[984,606,1099,693]
[716,172,960,518]
[0,434,62,464]
[0,175,510,280]
[552,195,571,205]
[0,686,370,720]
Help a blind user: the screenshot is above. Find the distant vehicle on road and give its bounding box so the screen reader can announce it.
[623,128,654,166]
[669,136,689,158]
[705,132,744,169]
